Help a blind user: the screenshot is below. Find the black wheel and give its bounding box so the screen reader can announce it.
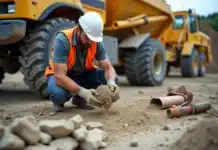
[199,52,207,76]
[124,38,167,86]
[0,67,5,84]
[181,49,200,77]
[19,18,75,98]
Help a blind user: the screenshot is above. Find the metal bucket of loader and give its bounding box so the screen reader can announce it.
[104,0,174,38]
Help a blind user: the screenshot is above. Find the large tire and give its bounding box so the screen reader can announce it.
[181,49,200,77]
[199,52,207,77]
[0,67,5,84]
[19,18,75,98]
[124,39,167,86]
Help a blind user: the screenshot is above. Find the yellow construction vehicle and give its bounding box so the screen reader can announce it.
[161,9,212,77]
[0,0,174,98]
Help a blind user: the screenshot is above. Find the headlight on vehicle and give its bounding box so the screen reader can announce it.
[8,4,15,13]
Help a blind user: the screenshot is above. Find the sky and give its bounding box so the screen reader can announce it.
[165,0,218,16]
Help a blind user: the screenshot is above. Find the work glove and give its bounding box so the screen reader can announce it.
[107,79,120,102]
[78,87,103,107]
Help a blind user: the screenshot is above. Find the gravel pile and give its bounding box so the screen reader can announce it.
[0,114,107,150]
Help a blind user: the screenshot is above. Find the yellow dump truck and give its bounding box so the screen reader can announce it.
[161,10,212,77]
[0,0,174,98]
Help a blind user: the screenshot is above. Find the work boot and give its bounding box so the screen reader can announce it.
[72,95,95,110]
[52,103,65,112]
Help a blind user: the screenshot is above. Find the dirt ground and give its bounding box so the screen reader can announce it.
[0,71,218,149]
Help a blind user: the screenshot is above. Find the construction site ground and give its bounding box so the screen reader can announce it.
[0,70,218,150]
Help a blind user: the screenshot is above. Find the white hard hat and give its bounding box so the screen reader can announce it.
[78,12,104,42]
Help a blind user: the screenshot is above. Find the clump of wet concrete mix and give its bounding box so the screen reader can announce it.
[0,115,108,150]
[95,85,120,109]
[171,118,218,150]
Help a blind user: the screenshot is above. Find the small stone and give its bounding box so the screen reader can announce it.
[39,112,44,116]
[123,123,128,129]
[86,122,104,130]
[24,144,57,150]
[10,115,40,145]
[188,117,198,121]
[174,128,180,131]
[80,128,108,150]
[163,125,169,131]
[130,140,138,147]
[69,114,84,129]
[138,90,144,94]
[50,137,79,150]
[39,119,75,138]
[40,132,52,145]
[209,95,216,99]
[0,124,25,150]
[4,114,12,120]
[73,126,88,141]
[49,112,55,116]
[165,137,169,141]
[99,142,107,149]
[159,143,164,147]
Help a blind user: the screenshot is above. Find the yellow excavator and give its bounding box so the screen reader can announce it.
[0,0,174,98]
[161,9,212,77]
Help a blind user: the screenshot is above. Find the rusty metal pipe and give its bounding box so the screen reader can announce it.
[112,15,168,30]
[150,95,185,109]
[167,102,212,118]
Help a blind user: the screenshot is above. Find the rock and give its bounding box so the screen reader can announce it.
[99,142,107,149]
[188,117,198,121]
[73,126,88,141]
[10,115,40,145]
[40,132,52,145]
[80,128,108,150]
[138,90,144,94]
[49,112,55,116]
[69,115,84,129]
[130,140,138,147]
[123,123,128,129]
[95,85,114,109]
[0,124,25,150]
[163,125,169,131]
[86,122,104,130]
[209,95,216,99]
[158,143,164,147]
[24,144,57,150]
[50,137,79,150]
[39,112,44,116]
[39,119,75,138]
[4,114,12,120]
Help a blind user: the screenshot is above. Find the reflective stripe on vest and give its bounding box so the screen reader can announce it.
[44,27,97,78]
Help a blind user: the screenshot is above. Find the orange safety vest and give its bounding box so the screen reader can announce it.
[44,27,98,78]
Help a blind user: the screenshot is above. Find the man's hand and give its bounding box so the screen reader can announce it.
[78,87,103,107]
[107,79,119,93]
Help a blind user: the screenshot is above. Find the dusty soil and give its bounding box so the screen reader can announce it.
[171,118,218,150]
[0,72,218,149]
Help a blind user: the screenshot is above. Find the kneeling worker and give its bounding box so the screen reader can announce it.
[44,12,119,112]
